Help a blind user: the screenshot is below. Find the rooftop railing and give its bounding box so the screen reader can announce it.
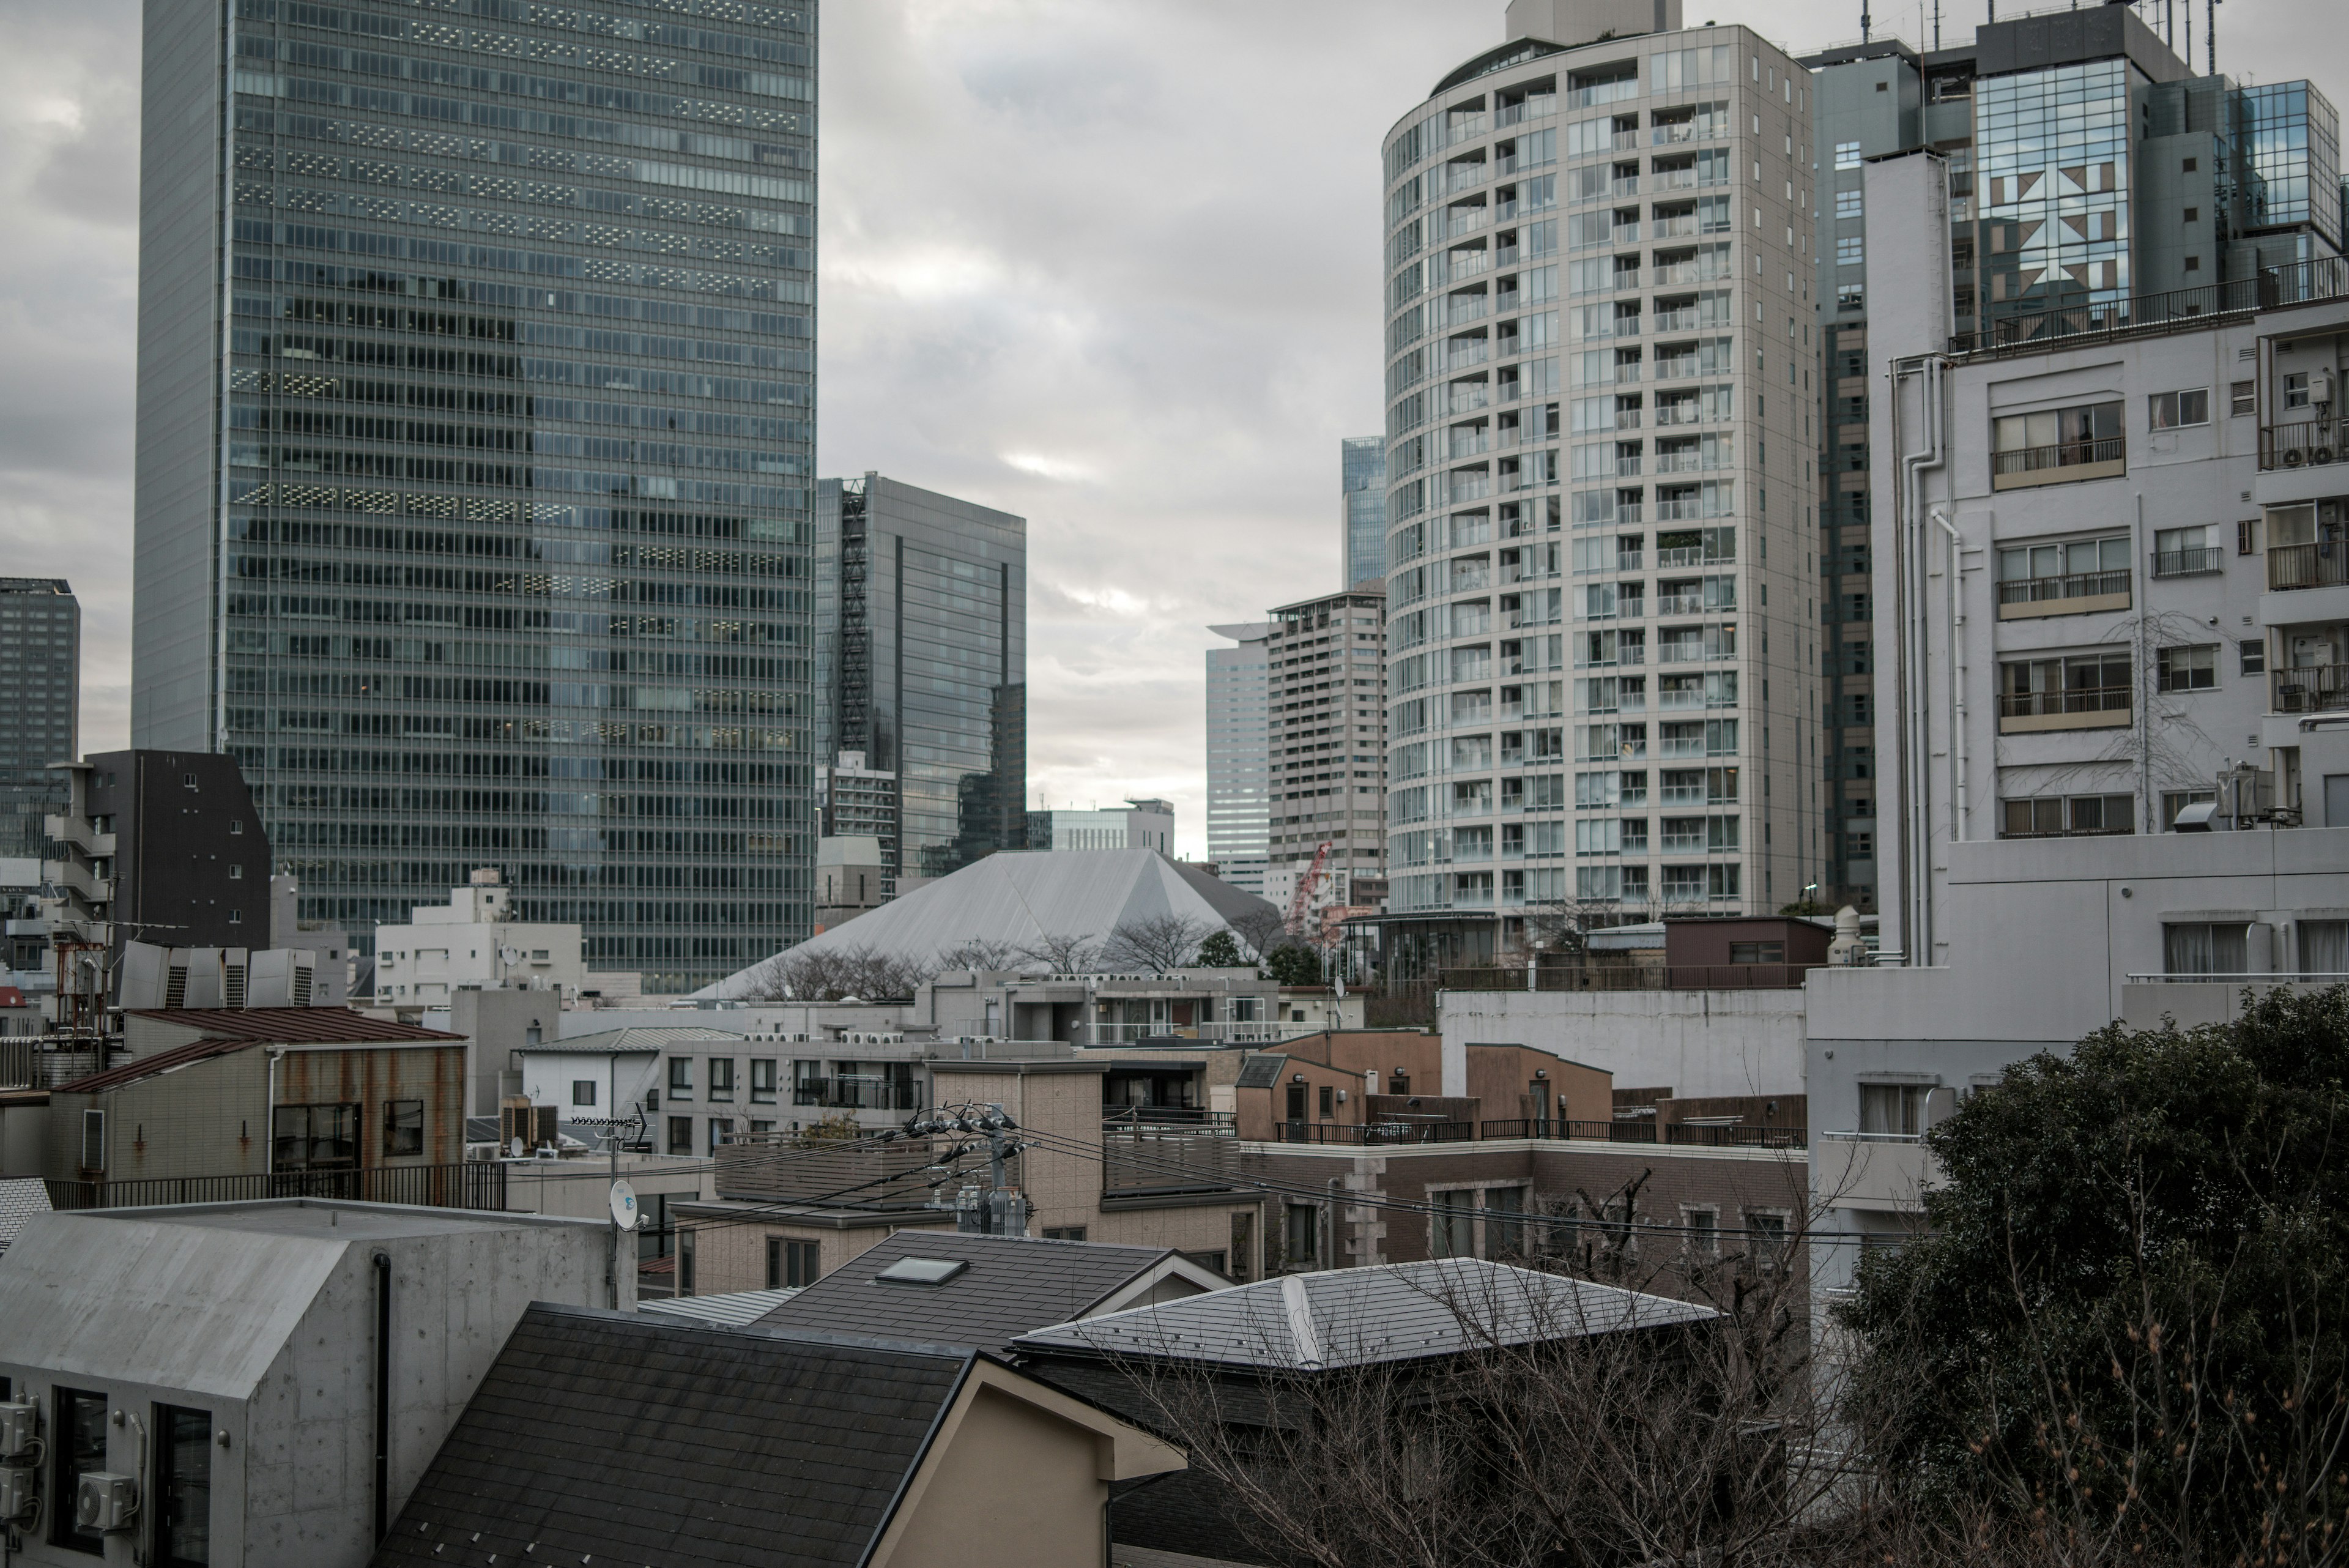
[1952,258,2349,359]
[45,1161,506,1214]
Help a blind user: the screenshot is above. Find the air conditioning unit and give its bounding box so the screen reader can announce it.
[0,1466,35,1522]
[75,1471,138,1533]
[0,1399,34,1457]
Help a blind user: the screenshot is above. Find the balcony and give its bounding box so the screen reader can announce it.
[1441,964,1819,992]
[2151,546,2223,578]
[790,1076,924,1112]
[1991,435,2126,491]
[1817,1132,1940,1213]
[2259,417,2349,472]
[2268,542,2349,592]
[2273,664,2349,714]
[43,816,116,860]
[1996,568,2131,621]
[1997,686,2132,734]
[42,859,114,907]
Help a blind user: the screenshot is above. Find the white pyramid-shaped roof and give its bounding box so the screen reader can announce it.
[695,849,1277,998]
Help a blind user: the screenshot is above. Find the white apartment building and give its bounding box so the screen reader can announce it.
[1863,150,2349,960]
[1268,586,1388,903]
[1381,0,1827,968]
[373,869,592,1008]
[1026,801,1176,854]
[1205,620,1275,897]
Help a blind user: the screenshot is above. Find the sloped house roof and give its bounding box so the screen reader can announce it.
[697,848,1278,999]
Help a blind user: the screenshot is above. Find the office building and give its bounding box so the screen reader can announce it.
[133,0,822,993]
[1205,620,1274,896]
[0,579,79,860]
[1269,585,1386,910]
[1341,435,1389,586]
[1379,0,1825,972]
[1803,13,2345,910]
[1027,799,1175,855]
[814,475,1026,892]
[43,749,271,963]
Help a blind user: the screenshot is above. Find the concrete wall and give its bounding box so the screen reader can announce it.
[1439,987,1808,1100]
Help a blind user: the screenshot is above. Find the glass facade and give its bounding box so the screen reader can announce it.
[0,580,79,860]
[1975,61,2134,319]
[814,475,1025,890]
[1205,620,1272,893]
[2243,83,2343,247]
[1341,436,1388,586]
[136,0,820,993]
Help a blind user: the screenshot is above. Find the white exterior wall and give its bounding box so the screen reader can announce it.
[372,882,585,1006]
[515,1049,661,1123]
[1439,984,1806,1098]
[1382,24,1827,934]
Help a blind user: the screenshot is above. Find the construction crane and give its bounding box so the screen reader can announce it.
[1285,840,1334,938]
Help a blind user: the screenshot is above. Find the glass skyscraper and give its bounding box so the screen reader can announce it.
[0,580,80,860]
[1204,620,1272,896]
[813,474,1026,893]
[1341,436,1387,587]
[133,0,819,993]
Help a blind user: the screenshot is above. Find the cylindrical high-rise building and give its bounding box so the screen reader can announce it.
[1379,0,1824,968]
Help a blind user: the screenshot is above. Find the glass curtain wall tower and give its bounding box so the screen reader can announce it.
[0,581,80,860]
[132,0,820,992]
[1341,436,1389,587]
[1205,620,1274,897]
[1380,7,1826,970]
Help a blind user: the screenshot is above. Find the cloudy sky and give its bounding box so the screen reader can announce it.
[1,0,2339,860]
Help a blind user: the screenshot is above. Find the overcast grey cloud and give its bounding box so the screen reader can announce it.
[2,0,2342,857]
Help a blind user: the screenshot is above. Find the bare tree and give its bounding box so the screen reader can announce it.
[1103,914,1215,973]
[1015,932,1102,974]
[935,937,1022,973]
[1226,906,1289,967]
[737,943,933,1002]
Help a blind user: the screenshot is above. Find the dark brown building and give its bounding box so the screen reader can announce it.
[48,750,271,965]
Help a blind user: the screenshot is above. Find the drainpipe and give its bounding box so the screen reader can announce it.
[265,1049,286,1178]
[1891,354,1949,962]
[373,1251,392,1543]
[1934,510,1968,841]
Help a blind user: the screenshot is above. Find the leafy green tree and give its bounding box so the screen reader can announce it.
[1263,943,1324,987]
[1193,930,1246,969]
[1837,986,2349,1563]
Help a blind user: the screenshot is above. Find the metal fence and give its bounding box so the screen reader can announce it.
[1951,258,2349,359]
[1439,963,1820,992]
[45,1161,507,1213]
[1270,1120,1474,1147]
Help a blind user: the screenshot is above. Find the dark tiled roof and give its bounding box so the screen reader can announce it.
[754,1230,1184,1356]
[369,1304,971,1568]
[127,1007,465,1043]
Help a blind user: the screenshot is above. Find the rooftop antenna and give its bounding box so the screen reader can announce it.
[1861,0,1871,42]
[1933,0,1941,49]
[2206,0,2217,76]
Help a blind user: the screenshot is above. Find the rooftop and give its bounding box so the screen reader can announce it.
[525,1024,749,1055]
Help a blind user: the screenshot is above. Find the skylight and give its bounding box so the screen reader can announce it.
[876,1257,969,1286]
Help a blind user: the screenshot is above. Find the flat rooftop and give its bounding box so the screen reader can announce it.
[90,1197,594,1242]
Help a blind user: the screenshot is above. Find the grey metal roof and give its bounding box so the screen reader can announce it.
[522,1024,748,1054]
[0,1178,50,1257]
[369,1304,971,1568]
[639,1286,803,1326]
[1013,1258,1716,1371]
[697,848,1280,999]
[753,1230,1191,1356]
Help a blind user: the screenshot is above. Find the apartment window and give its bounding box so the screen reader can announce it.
[2000,793,2133,838]
[1834,140,1861,169]
[1728,941,1784,964]
[2152,524,2219,578]
[155,1404,215,1567]
[1317,1084,1335,1117]
[2240,639,2266,676]
[1683,1204,1720,1260]
[2149,388,2210,429]
[2161,789,2216,829]
[750,1059,777,1104]
[666,1116,692,1156]
[1433,1189,1475,1257]
[1998,652,2131,729]
[765,1237,820,1289]
[53,1387,108,1554]
[1996,535,2129,610]
[1859,1082,1928,1135]
[1043,1226,1089,1241]
[2164,921,2250,975]
[1836,236,1864,266]
[2157,644,2218,693]
[382,1098,423,1157]
[707,1118,734,1154]
[1837,283,1865,312]
[2236,518,2258,555]
[228,864,243,880]
[273,1102,359,1170]
[573,1080,597,1107]
[2230,381,2256,417]
[2300,920,2349,976]
[1745,1210,1790,1271]
[2285,371,2311,409]
[1991,401,2123,488]
[1835,188,1862,220]
[667,1058,692,1099]
[708,1058,736,1102]
[1485,1186,1527,1258]
[1284,1202,1320,1267]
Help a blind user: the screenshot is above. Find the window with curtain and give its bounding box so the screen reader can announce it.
[1434,1189,1477,1257]
[2299,920,2349,977]
[2163,921,2250,975]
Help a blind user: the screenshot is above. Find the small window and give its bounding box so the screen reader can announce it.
[275,1102,359,1170]
[766,1237,820,1289]
[155,1403,215,1568]
[707,1118,733,1154]
[79,1108,105,1173]
[1836,236,1864,266]
[1835,188,1863,220]
[2183,206,2199,223]
[2285,371,2310,409]
[1727,940,1784,964]
[1683,1204,1721,1260]
[227,910,242,926]
[749,1059,777,1104]
[1834,140,1861,169]
[573,1080,598,1107]
[228,864,243,880]
[2157,644,2218,693]
[2164,921,2249,975]
[1859,1082,1928,1135]
[666,1116,692,1155]
[2148,388,2210,429]
[2230,381,2256,417]
[1317,1084,1335,1117]
[1284,1202,1319,1266]
[2237,518,2258,555]
[667,1057,692,1099]
[382,1099,423,1157]
[1042,1225,1089,1241]
[1745,1211,1789,1271]
[228,820,244,836]
[2240,639,2266,676]
[53,1386,109,1553]
[707,1058,735,1102]
[182,773,199,791]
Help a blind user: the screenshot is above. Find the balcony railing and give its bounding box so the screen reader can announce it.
[1272,1119,1473,1146]
[792,1077,923,1111]
[1996,568,2131,611]
[2273,664,2349,714]
[1104,1105,1234,1131]
[1475,1118,1805,1148]
[1990,436,2126,489]
[1439,963,1820,992]
[2151,547,2223,578]
[1998,686,2132,723]
[1951,258,2349,359]
[2259,416,2349,471]
[2268,542,2349,592]
[45,1161,507,1214]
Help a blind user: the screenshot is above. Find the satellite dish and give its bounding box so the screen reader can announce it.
[509,1136,525,1159]
[608,1178,640,1231]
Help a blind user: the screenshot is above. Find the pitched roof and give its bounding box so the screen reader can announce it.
[1013,1258,1716,1372]
[752,1230,1204,1356]
[638,1286,803,1326]
[0,1178,50,1256]
[696,847,1280,998]
[369,1304,973,1568]
[125,1007,465,1044]
[524,1024,749,1055]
